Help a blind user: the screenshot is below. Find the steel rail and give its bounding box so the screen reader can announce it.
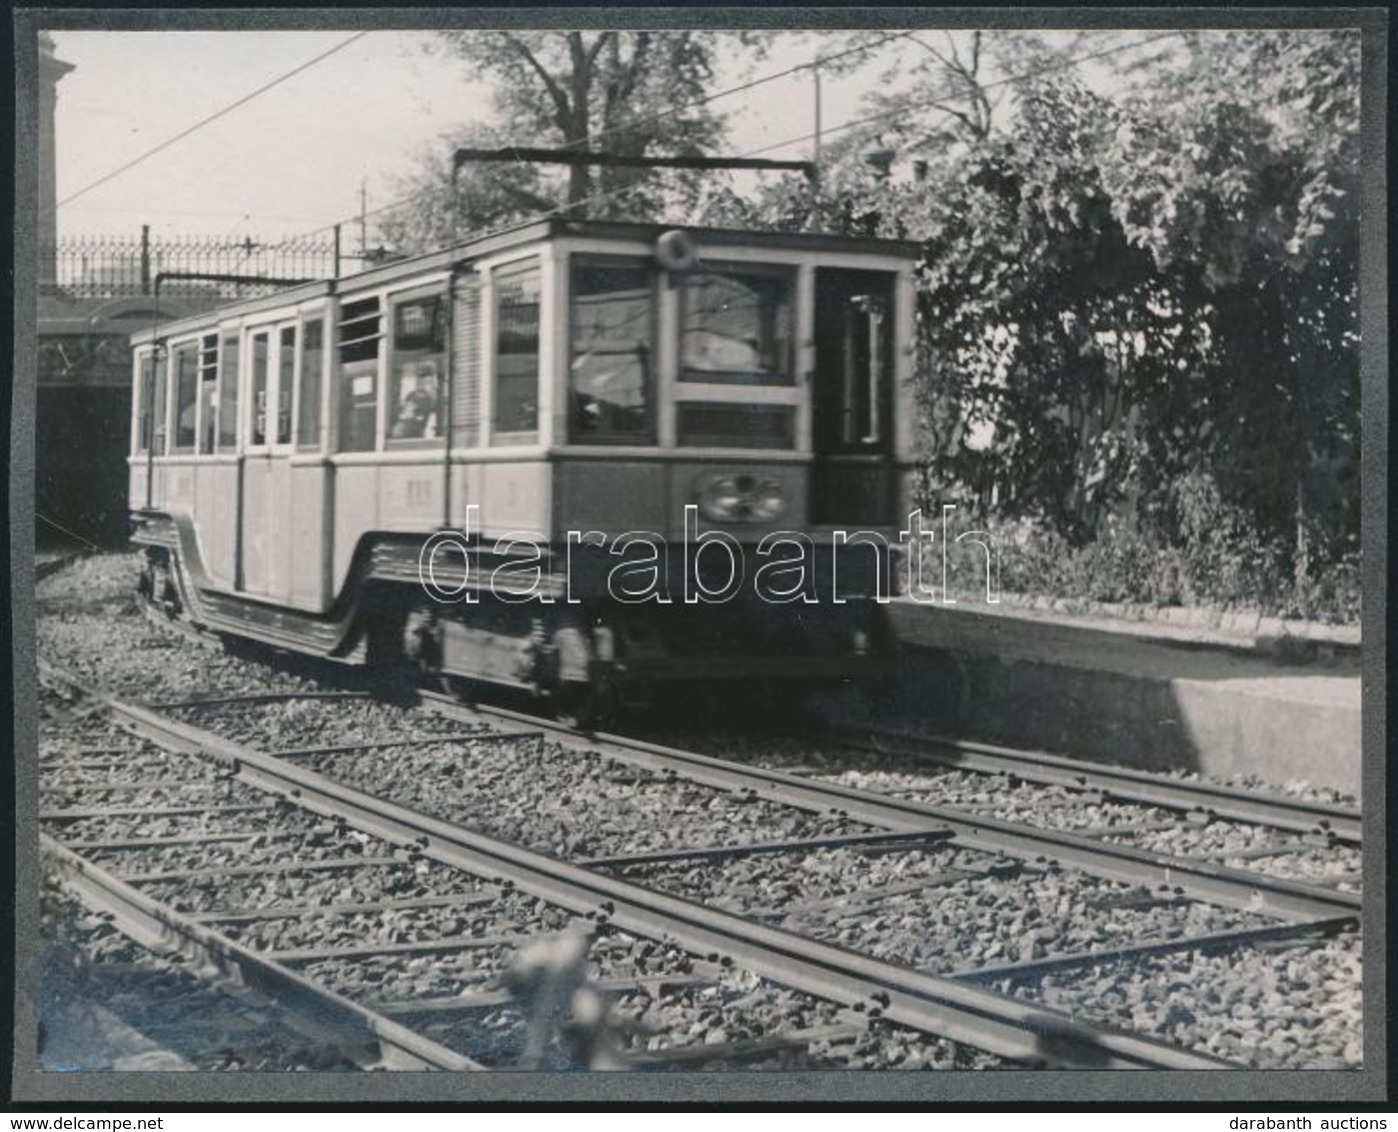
[375,973,712,1017]
[950,916,1356,984]
[40,836,483,1071]
[424,695,1361,925]
[835,725,1362,844]
[103,693,1237,1069]
[579,828,955,869]
[150,690,372,710]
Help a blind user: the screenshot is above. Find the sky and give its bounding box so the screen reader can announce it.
[48,29,886,245]
[46,26,1177,252]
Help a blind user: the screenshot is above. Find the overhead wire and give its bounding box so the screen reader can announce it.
[741,29,1183,158]
[352,29,1186,251]
[278,29,917,245]
[149,29,1180,262]
[53,31,370,213]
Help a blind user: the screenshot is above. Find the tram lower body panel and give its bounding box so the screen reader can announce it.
[131,508,896,713]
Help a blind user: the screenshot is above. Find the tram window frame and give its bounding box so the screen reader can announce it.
[567,256,658,446]
[248,330,271,448]
[150,351,169,455]
[134,350,155,454]
[170,342,199,453]
[337,296,382,454]
[679,262,796,387]
[197,334,218,455]
[296,317,325,451]
[275,324,297,448]
[491,261,541,444]
[215,334,240,454]
[386,289,447,447]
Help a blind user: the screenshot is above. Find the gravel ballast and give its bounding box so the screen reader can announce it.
[34,553,1364,1071]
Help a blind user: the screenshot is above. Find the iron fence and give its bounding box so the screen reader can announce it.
[48,228,345,299]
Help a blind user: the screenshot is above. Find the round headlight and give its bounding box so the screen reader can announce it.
[696,473,786,522]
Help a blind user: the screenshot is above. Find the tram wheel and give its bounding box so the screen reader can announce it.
[366,615,420,706]
[439,673,486,704]
[552,675,618,733]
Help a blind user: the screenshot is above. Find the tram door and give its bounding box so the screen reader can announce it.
[810,268,897,526]
[237,322,298,601]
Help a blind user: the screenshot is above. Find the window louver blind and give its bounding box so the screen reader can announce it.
[452,277,481,447]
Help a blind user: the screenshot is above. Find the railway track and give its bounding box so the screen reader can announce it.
[417,693,1359,926]
[827,725,1361,845]
[40,662,1252,1070]
[127,598,1365,891]
[38,652,1362,1071]
[33,556,1364,1070]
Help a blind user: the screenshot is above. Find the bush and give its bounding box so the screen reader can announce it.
[918,488,1358,624]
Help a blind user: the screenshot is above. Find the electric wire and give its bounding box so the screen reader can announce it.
[54,32,370,213]
[348,30,1186,254]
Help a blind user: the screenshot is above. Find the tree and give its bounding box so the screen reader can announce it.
[1097,30,1361,578]
[378,123,557,253]
[741,28,1359,609]
[381,31,770,251]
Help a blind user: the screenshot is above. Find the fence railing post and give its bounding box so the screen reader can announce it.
[140,225,151,295]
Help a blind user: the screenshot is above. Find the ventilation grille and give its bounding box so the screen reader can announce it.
[452,277,481,446]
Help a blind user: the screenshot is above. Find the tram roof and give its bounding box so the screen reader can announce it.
[131,219,922,345]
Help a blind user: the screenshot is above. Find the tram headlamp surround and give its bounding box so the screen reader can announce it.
[696,473,786,523]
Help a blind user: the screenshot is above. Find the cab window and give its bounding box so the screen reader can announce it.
[680,264,794,386]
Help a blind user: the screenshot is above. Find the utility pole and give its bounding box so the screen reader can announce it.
[358,179,367,261]
[812,62,823,180]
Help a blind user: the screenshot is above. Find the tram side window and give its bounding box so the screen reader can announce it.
[297,319,324,451]
[249,332,270,446]
[150,353,169,454]
[492,265,540,441]
[198,334,218,454]
[338,297,381,453]
[277,326,296,445]
[216,335,239,453]
[171,344,198,452]
[568,259,656,445]
[680,265,794,386]
[134,352,161,454]
[388,294,445,443]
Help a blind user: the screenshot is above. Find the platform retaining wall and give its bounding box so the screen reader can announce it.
[886,601,1362,797]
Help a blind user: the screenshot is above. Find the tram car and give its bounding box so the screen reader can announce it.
[128,220,919,724]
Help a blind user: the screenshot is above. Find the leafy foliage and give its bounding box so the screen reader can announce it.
[761,29,1360,619]
[381,31,767,251]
